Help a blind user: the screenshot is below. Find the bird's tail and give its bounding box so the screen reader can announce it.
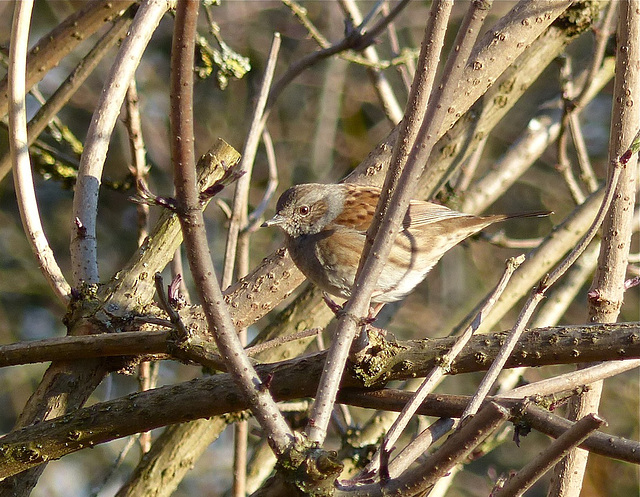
[497,210,553,221]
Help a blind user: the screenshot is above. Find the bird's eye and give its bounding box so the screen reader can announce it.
[298,205,310,216]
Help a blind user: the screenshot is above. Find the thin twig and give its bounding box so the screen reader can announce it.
[125,80,150,246]
[337,402,510,496]
[556,2,617,198]
[306,0,456,445]
[556,55,588,205]
[91,435,139,497]
[363,253,521,478]
[8,0,71,304]
[480,231,545,250]
[573,0,618,110]
[385,418,455,479]
[265,0,412,117]
[499,359,640,399]
[153,274,189,336]
[222,33,281,289]
[170,0,292,456]
[528,241,600,328]
[492,414,605,497]
[355,0,412,51]
[383,1,414,92]
[338,0,404,124]
[245,327,322,357]
[282,0,329,48]
[169,247,191,302]
[126,82,154,451]
[454,136,487,192]
[244,128,278,233]
[569,113,599,194]
[462,143,625,420]
[0,14,131,182]
[219,34,280,496]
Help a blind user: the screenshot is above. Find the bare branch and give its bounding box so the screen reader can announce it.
[266,0,412,116]
[499,359,640,399]
[70,0,169,285]
[222,33,281,288]
[226,35,283,488]
[307,0,456,445]
[244,129,279,232]
[8,0,71,304]
[0,13,131,182]
[338,402,510,496]
[364,254,521,478]
[338,0,404,124]
[1,323,639,479]
[551,3,640,494]
[463,159,623,418]
[170,0,292,456]
[0,1,135,119]
[125,80,151,247]
[0,320,638,373]
[340,390,639,465]
[385,418,454,479]
[493,414,604,497]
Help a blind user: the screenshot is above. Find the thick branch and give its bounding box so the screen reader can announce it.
[1,322,637,371]
[0,323,638,478]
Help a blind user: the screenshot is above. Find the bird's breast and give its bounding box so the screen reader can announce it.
[285,230,364,300]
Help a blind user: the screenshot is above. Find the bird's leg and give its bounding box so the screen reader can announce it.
[368,302,385,320]
[322,292,378,326]
[322,292,345,315]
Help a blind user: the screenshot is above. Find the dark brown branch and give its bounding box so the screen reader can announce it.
[0,323,638,479]
[1,322,638,373]
[338,389,638,465]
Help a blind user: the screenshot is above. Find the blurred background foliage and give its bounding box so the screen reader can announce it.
[0,1,636,496]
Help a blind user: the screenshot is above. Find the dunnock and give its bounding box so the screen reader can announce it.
[263,183,546,304]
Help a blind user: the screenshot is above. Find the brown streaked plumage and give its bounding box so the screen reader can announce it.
[263,183,548,304]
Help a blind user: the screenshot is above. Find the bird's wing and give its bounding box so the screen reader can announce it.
[332,185,379,232]
[334,185,474,231]
[405,200,469,227]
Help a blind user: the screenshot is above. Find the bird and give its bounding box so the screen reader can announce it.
[262,183,548,306]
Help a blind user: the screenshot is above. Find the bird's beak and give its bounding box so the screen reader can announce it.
[261,214,285,228]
